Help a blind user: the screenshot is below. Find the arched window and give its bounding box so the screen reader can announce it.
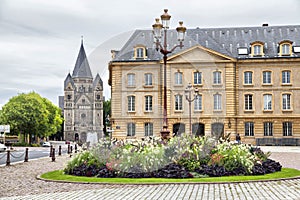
[134,46,147,59]
[279,40,293,56]
[250,41,264,56]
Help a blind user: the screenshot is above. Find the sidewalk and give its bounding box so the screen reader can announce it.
[0,146,299,200]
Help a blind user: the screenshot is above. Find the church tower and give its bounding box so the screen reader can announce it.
[63,41,103,144]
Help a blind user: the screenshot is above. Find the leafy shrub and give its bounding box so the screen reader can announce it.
[250,146,271,162]
[213,142,256,174]
[64,150,102,175]
[64,134,282,178]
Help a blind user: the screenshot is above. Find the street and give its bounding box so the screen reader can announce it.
[0,146,68,166]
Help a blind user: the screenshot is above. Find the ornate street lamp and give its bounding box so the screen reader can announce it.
[152,9,186,139]
[185,83,199,135]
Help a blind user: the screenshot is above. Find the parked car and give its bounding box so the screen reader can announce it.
[42,142,51,147]
[0,143,7,152]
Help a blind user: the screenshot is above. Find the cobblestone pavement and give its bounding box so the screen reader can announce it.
[0,146,299,200]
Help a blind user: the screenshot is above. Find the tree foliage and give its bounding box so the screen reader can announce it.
[0,92,63,143]
[103,99,111,136]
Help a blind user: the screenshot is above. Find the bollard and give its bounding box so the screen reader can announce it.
[24,148,28,162]
[67,144,70,154]
[70,146,73,153]
[49,145,53,157]
[58,145,61,156]
[6,150,10,166]
[75,144,77,153]
[52,148,55,162]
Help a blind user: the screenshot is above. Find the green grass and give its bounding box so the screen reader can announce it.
[40,168,300,184]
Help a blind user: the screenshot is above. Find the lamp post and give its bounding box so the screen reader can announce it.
[152,9,186,139]
[185,83,199,135]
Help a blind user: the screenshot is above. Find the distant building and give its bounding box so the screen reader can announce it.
[62,41,104,143]
[109,24,300,146]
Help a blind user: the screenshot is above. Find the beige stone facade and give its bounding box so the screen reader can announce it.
[109,26,300,145]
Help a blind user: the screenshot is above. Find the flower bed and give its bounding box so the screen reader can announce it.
[64,134,282,178]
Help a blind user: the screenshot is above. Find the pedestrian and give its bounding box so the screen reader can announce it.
[236,133,241,144]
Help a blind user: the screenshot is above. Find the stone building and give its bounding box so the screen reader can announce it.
[63,42,103,143]
[109,24,300,145]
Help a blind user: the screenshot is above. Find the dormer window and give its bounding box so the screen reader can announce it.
[279,40,293,56]
[282,44,291,55]
[134,46,147,60]
[251,41,264,57]
[137,48,144,57]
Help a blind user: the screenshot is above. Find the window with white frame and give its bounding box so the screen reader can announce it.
[283,122,292,136]
[127,73,135,86]
[282,94,291,110]
[175,94,183,111]
[127,123,136,136]
[213,94,221,110]
[144,123,153,136]
[263,94,272,111]
[194,94,202,111]
[128,96,135,112]
[245,94,253,110]
[244,71,253,84]
[145,95,152,111]
[263,71,272,84]
[245,122,254,136]
[213,71,221,84]
[136,47,144,58]
[175,72,183,85]
[145,73,153,86]
[282,70,291,84]
[194,72,202,85]
[253,45,262,56]
[281,44,291,55]
[264,122,273,136]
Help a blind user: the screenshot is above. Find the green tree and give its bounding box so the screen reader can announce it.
[41,97,63,138]
[0,92,63,144]
[103,99,111,136]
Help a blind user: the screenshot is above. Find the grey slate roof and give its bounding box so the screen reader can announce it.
[93,73,103,89]
[64,73,74,89]
[72,43,93,78]
[112,25,300,61]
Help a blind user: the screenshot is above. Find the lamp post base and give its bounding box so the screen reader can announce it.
[160,129,170,140]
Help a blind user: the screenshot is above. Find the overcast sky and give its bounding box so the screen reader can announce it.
[0,0,300,108]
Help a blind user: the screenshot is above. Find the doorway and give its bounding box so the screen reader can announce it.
[172,123,185,136]
[192,123,205,137]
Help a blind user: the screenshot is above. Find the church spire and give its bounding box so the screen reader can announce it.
[72,39,93,78]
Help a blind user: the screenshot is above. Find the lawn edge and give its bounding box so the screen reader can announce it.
[37,168,300,185]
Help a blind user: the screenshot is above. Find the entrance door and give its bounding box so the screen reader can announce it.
[211,123,224,139]
[75,133,79,141]
[80,132,87,143]
[173,123,185,136]
[192,123,205,137]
